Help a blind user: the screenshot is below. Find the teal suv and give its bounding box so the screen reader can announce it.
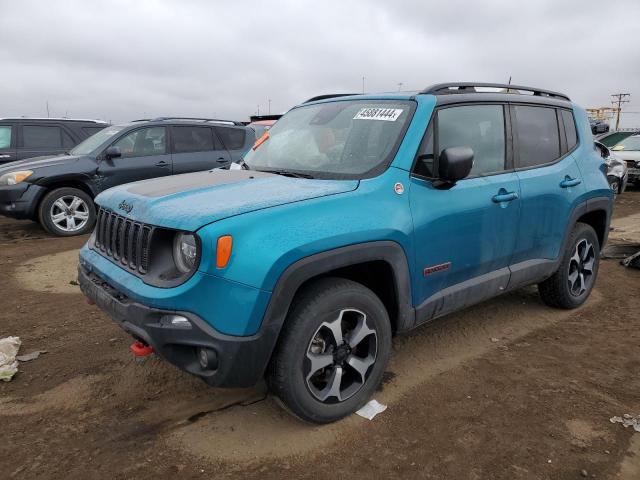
[79,83,613,423]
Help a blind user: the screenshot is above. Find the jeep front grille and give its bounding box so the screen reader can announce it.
[93,208,154,274]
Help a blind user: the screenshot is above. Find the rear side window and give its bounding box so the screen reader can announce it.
[514,106,561,168]
[172,126,214,153]
[216,126,246,150]
[23,125,63,148]
[62,129,75,148]
[0,126,11,149]
[561,110,578,151]
[437,105,506,176]
[82,126,106,136]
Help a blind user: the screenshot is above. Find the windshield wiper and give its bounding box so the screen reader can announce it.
[259,169,315,179]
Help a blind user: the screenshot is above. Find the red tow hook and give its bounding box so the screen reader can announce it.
[130,341,154,357]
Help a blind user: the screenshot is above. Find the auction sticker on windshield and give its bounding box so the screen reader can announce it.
[354,108,404,121]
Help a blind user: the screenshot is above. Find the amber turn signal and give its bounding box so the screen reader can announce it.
[216,235,233,268]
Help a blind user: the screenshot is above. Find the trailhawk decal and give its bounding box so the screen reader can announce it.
[353,108,404,122]
[423,262,451,276]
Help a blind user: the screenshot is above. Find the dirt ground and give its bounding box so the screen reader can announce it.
[1,189,640,480]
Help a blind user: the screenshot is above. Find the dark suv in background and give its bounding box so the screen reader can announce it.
[0,117,254,236]
[0,117,108,163]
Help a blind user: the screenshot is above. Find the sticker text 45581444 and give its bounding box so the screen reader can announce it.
[353,108,404,122]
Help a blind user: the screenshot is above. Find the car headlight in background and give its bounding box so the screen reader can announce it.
[0,170,33,186]
[173,232,198,273]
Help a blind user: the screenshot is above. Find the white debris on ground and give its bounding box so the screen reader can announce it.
[0,336,21,381]
[610,414,640,432]
[16,350,47,362]
[356,399,387,420]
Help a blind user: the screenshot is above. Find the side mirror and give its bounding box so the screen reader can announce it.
[105,146,122,159]
[438,147,474,183]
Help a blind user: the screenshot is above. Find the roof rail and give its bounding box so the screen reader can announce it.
[420,83,570,101]
[0,117,108,123]
[304,93,360,103]
[146,117,244,126]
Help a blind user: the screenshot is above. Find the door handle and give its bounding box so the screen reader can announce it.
[560,176,581,188]
[492,191,519,203]
[216,157,227,163]
[155,160,169,167]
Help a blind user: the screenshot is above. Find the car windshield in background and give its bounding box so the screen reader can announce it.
[614,136,640,151]
[244,100,414,179]
[70,125,127,156]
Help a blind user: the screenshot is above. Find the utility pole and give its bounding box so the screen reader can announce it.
[268,99,271,115]
[257,104,260,115]
[611,93,631,130]
[46,101,50,118]
[362,76,365,94]
[397,82,403,92]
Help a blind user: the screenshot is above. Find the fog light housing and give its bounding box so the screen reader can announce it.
[159,314,192,329]
[198,347,218,370]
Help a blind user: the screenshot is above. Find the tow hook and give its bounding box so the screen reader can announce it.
[130,341,154,357]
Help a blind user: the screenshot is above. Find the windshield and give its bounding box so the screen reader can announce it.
[244,100,414,178]
[615,136,640,151]
[70,125,127,156]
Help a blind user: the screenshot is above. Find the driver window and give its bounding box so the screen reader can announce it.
[112,127,166,158]
[437,105,506,176]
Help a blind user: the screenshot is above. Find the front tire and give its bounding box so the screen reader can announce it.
[538,223,600,309]
[268,277,392,424]
[38,187,95,236]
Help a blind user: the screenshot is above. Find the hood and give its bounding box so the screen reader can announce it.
[615,150,640,163]
[95,169,359,231]
[0,154,81,174]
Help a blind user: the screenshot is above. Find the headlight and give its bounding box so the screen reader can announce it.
[173,232,198,273]
[0,170,33,186]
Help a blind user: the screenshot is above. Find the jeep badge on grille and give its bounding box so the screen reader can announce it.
[118,201,133,214]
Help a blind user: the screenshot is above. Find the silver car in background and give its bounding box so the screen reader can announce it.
[611,134,640,186]
[595,141,628,197]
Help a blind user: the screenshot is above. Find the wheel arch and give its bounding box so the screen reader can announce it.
[33,177,97,220]
[257,241,415,376]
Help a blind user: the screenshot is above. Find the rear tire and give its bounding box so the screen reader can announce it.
[538,223,600,309]
[267,277,392,424]
[38,187,95,236]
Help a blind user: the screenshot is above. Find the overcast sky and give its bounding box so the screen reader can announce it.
[1,0,639,126]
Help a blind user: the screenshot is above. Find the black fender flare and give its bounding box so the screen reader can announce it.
[255,241,415,372]
[555,196,612,271]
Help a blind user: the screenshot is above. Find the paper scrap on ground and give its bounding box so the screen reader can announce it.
[0,336,21,381]
[16,350,47,362]
[356,399,387,420]
[610,414,640,432]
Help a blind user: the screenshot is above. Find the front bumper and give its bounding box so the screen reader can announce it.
[628,167,640,183]
[78,265,277,387]
[0,183,45,219]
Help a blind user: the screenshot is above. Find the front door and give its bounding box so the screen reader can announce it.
[0,124,16,164]
[96,126,172,192]
[170,125,231,174]
[410,103,521,322]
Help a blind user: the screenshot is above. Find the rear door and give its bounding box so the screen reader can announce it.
[170,125,231,174]
[96,126,172,192]
[510,105,585,286]
[18,123,75,159]
[0,124,17,164]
